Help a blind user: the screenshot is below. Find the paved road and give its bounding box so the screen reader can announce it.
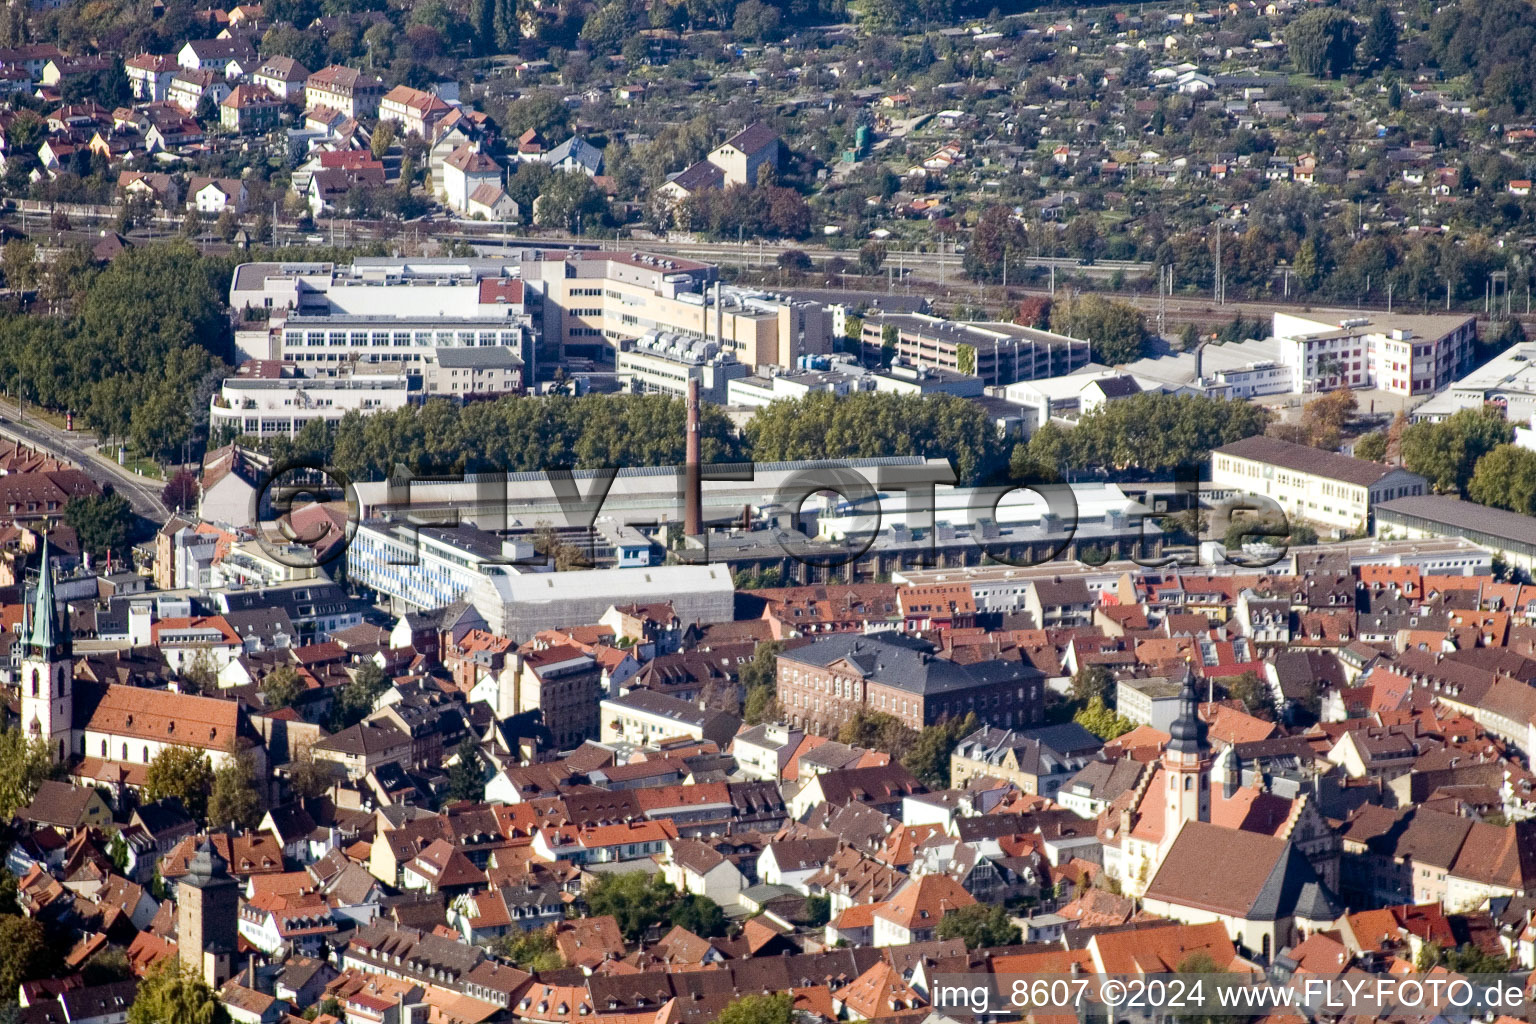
[0,398,170,520]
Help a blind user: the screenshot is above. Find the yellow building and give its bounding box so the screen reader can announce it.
[528,251,831,369]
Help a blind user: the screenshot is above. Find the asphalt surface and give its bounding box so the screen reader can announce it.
[0,397,170,520]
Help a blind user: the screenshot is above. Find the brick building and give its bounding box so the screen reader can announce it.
[776,631,1044,737]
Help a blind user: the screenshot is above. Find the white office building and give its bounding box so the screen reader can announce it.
[1272,311,1476,396]
[208,373,413,438]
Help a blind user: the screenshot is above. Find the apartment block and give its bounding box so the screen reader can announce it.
[860,313,1090,386]
[1273,311,1476,396]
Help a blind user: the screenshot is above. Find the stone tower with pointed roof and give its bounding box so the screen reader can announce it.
[177,837,239,988]
[20,535,73,764]
[1161,673,1211,841]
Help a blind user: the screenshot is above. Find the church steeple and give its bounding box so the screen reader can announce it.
[1162,672,1212,837]
[26,534,68,659]
[21,534,74,764]
[1166,674,1209,756]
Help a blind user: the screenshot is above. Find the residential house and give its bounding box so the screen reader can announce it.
[220,84,282,132]
[465,183,517,221]
[871,875,975,946]
[124,54,179,101]
[167,69,229,115]
[178,37,255,73]
[542,136,603,176]
[304,65,384,118]
[188,176,248,215]
[252,56,310,102]
[378,84,451,137]
[441,144,501,214]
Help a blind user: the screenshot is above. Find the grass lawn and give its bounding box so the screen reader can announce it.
[99,446,165,480]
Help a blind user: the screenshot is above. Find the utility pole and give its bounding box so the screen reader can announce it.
[1158,264,1167,337]
[1387,281,1394,314]
[1214,226,1222,306]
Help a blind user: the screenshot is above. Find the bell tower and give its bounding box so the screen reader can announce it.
[20,536,73,764]
[1162,673,1212,841]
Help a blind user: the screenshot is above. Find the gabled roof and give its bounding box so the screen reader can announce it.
[871,874,975,929]
[663,160,723,194]
[1215,435,1415,489]
[444,144,500,173]
[718,122,779,157]
[255,55,310,81]
[1145,820,1341,923]
[306,64,383,91]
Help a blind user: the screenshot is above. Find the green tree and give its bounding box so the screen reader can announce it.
[1353,431,1388,462]
[497,926,564,971]
[286,741,333,801]
[804,894,831,927]
[839,710,919,760]
[1293,236,1323,291]
[1224,671,1273,718]
[1,240,37,297]
[207,747,263,830]
[446,735,484,802]
[534,170,608,232]
[1469,444,1536,514]
[956,343,976,376]
[0,915,55,997]
[745,391,1008,486]
[584,872,679,941]
[81,944,133,986]
[1443,943,1510,973]
[178,647,219,695]
[1072,665,1112,704]
[127,957,228,1024]
[1074,696,1134,740]
[671,893,727,937]
[901,712,978,789]
[1400,406,1513,494]
[370,120,396,160]
[717,994,793,1024]
[1063,392,1269,475]
[1290,7,1359,77]
[579,0,635,50]
[331,662,391,730]
[64,492,134,559]
[259,665,302,710]
[1415,940,1442,972]
[740,639,784,724]
[858,242,887,275]
[1050,293,1149,365]
[964,206,1029,283]
[145,745,214,821]
[1358,4,1398,68]
[1064,216,1102,262]
[1223,510,1306,549]
[0,728,60,821]
[936,903,1022,950]
[732,0,781,40]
